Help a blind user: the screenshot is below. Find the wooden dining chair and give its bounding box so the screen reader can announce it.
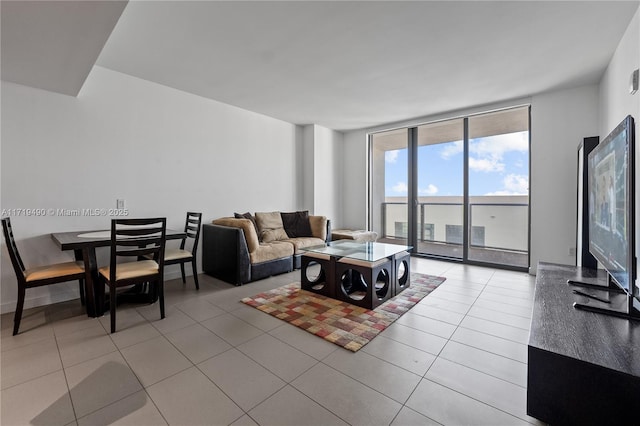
[98,218,167,333]
[2,217,86,335]
[164,212,202,289]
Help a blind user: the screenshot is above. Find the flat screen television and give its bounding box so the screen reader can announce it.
[580,114,639,318]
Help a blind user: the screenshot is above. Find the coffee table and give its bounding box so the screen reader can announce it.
[301,240,412,309]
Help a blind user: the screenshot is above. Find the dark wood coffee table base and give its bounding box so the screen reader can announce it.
[301,251,410,310]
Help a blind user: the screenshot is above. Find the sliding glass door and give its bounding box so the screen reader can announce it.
[415,119,464,259]
[371,128,409,246]
[467,108,530,267]
[369,106,530,270]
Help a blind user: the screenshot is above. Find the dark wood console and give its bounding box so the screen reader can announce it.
[528,262,640,425]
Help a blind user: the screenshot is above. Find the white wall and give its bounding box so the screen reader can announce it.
[342,130,369,229]
[1,66,303,313]
[313,125,344,226]
[529,85,599,273]
[599,7,640,136]
[301,124,344,226]
[598,5,640,282]
[302,125,315,212]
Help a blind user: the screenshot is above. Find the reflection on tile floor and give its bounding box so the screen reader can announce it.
[1,258,544,425]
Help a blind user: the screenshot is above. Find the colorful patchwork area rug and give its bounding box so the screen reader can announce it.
[241,272,445,352]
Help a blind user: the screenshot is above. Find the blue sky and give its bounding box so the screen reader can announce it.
[384,131,529,197]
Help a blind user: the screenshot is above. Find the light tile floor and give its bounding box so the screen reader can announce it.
[0,258,545,425]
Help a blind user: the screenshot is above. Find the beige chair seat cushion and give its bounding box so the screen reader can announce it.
[250,241,294,264]
[144,248,192,262]
[99,260,159,282]
[286,237,325,254]
[164,248,192,261]
[25,261,84,282]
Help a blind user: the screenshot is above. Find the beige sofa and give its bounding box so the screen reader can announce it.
[202,212,329,285]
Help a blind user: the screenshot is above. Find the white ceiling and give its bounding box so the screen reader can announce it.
[3,1,639,131]
[1,0,126,96]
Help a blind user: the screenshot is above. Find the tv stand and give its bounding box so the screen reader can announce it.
[567,278,611,289]
[528,262,640,425]
[567,270,640,320]
[567,268,625,290]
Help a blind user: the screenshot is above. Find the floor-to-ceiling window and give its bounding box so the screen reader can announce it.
[467,108,529,267]
[370,128,409,246]
[415,118,464,259]
[369,106,530,270]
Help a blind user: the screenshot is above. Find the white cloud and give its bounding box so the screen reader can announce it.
[470,132,528,158]
[392,181,408,194]
[504,174,529,193]
[485,174,529,195]
[466,131,528,174]
[469,157,505,172]
[440,132,527,172]
[385,150,399,163]
[419,184,438,195]
[440,141,463,159]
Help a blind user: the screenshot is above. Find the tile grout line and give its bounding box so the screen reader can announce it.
[390,264,473,424]
[447,333,528,364]
[147,307,255,422]
[2,265,540,426]
[414,377,534,425]
[53,324,81,424]
[402,269,534,424]
[404,272,488,399]
[67,312,151,424]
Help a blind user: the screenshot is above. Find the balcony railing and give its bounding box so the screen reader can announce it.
[379,201,529,267]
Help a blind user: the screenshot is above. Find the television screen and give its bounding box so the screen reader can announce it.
[588,115,635,295]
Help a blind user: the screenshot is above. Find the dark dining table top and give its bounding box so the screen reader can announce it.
[51,229,186,250]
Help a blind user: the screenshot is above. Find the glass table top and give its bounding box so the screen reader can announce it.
[302,240,412,262]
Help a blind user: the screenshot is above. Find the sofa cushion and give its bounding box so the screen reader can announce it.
[309,216,328,241]
[281,211,313,238]
[212,217,260,253]
[234,212,260,241]
[250,241,295,264]
[286,237,326,254]
[255,211,289,243]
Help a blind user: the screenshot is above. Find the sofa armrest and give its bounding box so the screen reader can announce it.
[202,223,251,285]
[309,216,331,242]
[211,217,259,253]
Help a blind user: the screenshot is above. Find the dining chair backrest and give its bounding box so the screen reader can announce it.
[2,217,26,281]
[109,218,167,284]
[180,212,202,253]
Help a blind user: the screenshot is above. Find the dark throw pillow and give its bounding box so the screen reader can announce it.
[281,211,313,238]
[234,212,260,240]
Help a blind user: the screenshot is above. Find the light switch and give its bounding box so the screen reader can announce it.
[630,69,638,95]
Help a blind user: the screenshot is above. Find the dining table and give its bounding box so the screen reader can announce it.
[51,228,186,317]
